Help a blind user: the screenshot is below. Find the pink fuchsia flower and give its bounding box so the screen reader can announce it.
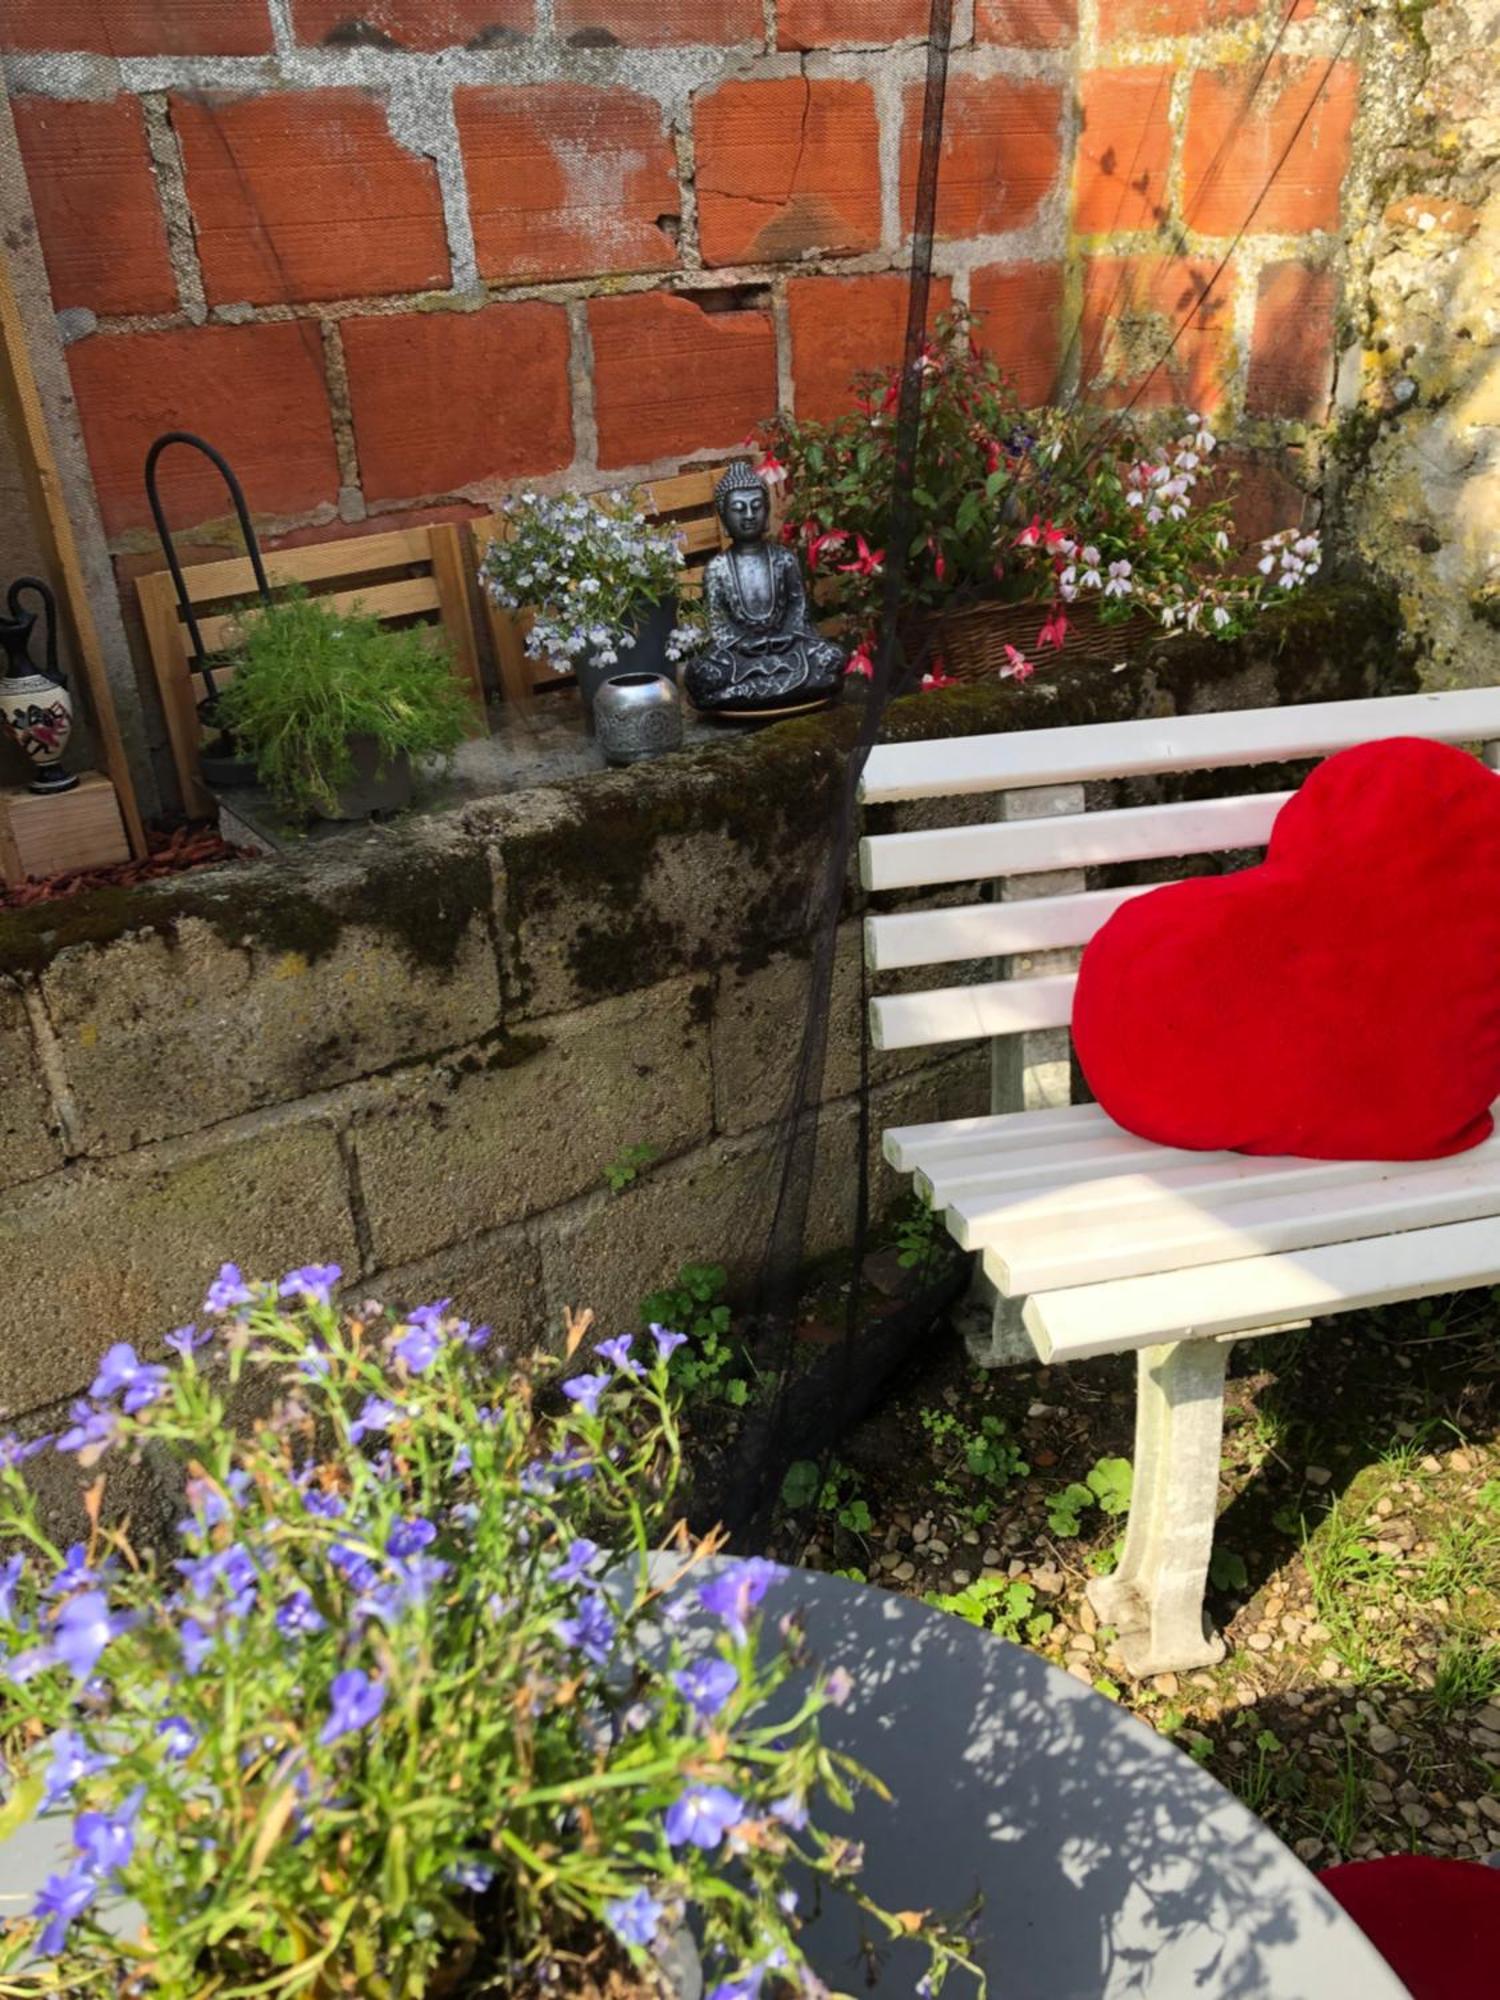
[1001,645,1035,683]
[1037,607,1068,652]
[921,665,958,690]
[754,452,787,488]
[844,646,875,681]
[837,535,885,578]
[805,529,849,569]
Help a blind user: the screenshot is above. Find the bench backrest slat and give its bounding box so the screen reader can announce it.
[859,687,1500,804]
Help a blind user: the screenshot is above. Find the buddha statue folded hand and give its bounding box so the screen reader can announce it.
[683,462,846,716]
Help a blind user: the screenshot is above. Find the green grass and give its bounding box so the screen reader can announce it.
[1432,1637,1500,1717]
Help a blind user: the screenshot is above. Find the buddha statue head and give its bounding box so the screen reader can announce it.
[715,460,771,546]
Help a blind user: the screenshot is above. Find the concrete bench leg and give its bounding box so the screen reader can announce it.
[1087,1337,1231,1678]
[954,1270,1036,1368]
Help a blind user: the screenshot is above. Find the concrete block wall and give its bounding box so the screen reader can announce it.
[2,0,1362,568]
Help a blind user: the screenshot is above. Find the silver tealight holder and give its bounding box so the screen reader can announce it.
[593,672,683,766]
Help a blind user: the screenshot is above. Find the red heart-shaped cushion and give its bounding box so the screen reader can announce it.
[1073,737,1500,1161]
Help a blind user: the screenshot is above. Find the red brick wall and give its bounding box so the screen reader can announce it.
[5,0,1358,551]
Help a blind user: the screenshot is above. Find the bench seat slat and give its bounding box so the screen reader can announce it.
[859,688,1500,804]
[861,792,1289,892]
[865,885,1156,971]
[881,1101,1106,1173]
[1024,1214,1500,1362]
[988,1140,1500,1292]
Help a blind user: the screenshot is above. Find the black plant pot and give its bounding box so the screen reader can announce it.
[575,596,679,717]
[326,736,413,822]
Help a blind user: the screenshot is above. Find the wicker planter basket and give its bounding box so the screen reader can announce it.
[914,598,1157,683]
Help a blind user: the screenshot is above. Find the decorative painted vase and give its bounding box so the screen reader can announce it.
[593,672,683,766]
[0,576,76,795]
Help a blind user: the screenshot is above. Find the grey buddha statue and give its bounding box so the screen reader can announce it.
[684,461,847,715]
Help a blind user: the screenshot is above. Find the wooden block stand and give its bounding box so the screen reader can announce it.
[0,772,130,886]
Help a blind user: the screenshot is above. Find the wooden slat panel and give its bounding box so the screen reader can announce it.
[860,689,1500,804]
[1024,1213,1500,1362]
[137,569,213,819]
[676,519,725,556]
[882,1100,1105,1173]
[871,972,1075,1050]
[647,468,722,512]
[152,529,436,610]
[861,792,1289,891]
[428,521,487,732]
[194,577,441,657]
[990,1145,1500,1295]
[866,884,1156,971]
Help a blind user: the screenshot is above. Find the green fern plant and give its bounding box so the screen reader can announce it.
[217,588,470,818]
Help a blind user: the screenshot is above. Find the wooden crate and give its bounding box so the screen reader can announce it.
[0,772,130,886]
[136,524,486,819]
[473,467,728,709]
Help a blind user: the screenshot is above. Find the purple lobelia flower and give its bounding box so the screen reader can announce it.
[52,1591,129,1681]
[42,1731,109,1810]
[74,1791,142,1879]
[156,1716,199,1760]
[204,1262,254,1315]
[89,1343,165,1411]
[31,1863,99,1956]
[664,1784,745,1851]
[0,1552,24,1623]
[697,1559,782,1642]
[672,1656,739,1722]
[707,1973,764,2000]
[770,1794,808,1831]
[163,1322,210,1357]
[451,1443,473,1477]
[47,1544,100,1597]
[391,1322,444,1374]
[54,1401,117,1459]
[650,1324,689,1364]
[275,1589,327,1639]
[594,1335,643,1379]
[561,1373,610,1419]
[179,1617,214,1674]
[605,1887,664,1948]
[555,1590,616,1666]
[303,1488,346,1520]
[349,1396,400,1444]
[550,1538,600,1587]
[278,1263,342,1307]
[319,1669,385,1748]
[387,1517,437,1560]
[447,1858,496,1894]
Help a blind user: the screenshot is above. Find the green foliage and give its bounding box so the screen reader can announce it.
[0,1288,984,1998]
[1045,1483,1095,1538]
[1478,1479,1500,1515]
[927,1575,1054,1648]
[639,1263,746,1405]
[1088,1538,1124,1578]
[217,588,470,818]
[1044,1458,1133,1538]
[1209,1546,1249,1593]
[919,1407,1029,1492]
[1432,1636,1500,1716]
[779,1459,874,1540]
[894,1194,945,1275]
[603,1141,659,1194]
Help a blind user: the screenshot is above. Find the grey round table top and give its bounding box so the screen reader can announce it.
[757,1567,1411,2000]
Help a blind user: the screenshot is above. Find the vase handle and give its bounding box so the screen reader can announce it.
[6,576,60,686]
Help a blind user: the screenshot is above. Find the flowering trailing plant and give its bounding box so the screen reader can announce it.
[480,491,688,678]
[762,312,1319,684]
[0,1272,981,2000]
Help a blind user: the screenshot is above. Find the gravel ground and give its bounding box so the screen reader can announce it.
[772,1290,1500,1870]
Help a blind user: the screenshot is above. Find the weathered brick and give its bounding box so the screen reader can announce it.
[291,0,533,46]
[970,262,1065,407]
[1074,66,1174,235]
[0,1114,357,1412]
[1079,257,1236,413]
[351,978,713,1268]
[786,274,953,422]
[39,854,502,1157]
[779,0,929,46]
[1098,0,1254,35]
[1207,446,1311,545]
[589,293,777,470]
[457,85,678,283]
[695,79,882,268]
[2,0,272,54]
[1246,261,1337,420]
[172,89,449,306]
[68,323,339,536]
[553,0,760,41]
[0,978,63,1189]
[1184,60,1359,237]
[13,97,177,318]
[341,304,573,503]
[976,0,1077,45]
[901,75,1063,239]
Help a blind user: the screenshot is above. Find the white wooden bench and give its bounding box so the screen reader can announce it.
[861,688,1500,1677]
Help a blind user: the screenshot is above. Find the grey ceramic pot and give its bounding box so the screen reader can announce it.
[594,673,683,766]
[328,735,413,821]
[575,595,679,713]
